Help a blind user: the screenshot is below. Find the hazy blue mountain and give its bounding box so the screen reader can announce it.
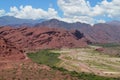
[0,16,45,26]
[35,19,91,29]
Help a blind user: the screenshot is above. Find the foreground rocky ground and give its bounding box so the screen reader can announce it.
[0,36,25,61]
[0,59,79,80]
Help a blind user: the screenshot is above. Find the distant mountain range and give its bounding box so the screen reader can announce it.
[0,16,120,43]
[0,16,45,26]
[36,19,120,43]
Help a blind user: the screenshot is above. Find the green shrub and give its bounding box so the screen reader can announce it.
[27,50,60,67]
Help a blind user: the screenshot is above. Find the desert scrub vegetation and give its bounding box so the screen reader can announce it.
[27,49,120,80]
[51,66,119,80]
[27,50,60,67]
[92,43,120,57]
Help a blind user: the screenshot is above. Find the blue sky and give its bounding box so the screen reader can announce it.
[0,0,59,12]
[0,0,119,24]
[0,0,104,12]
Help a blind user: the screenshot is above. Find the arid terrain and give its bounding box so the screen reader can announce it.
[0,26,87,80]
[0,0,120,79]
[0,59,79,80]
[0,19,120,80]
[52,46,120,77]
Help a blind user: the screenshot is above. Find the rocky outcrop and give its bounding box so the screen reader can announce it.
[0,26,87,51]
[0,36,25,61]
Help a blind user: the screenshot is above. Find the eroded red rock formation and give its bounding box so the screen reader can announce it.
[0,36,25,61]
[0,26,87,51]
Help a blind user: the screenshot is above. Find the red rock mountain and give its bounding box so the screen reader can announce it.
[38,19,120,43]
[0,26,87,51]
[1,17,120,44]
[0,36,25,61]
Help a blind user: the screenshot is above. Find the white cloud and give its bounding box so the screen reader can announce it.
[97,19,106,23]
[0,9,5,16]
[57,0,120,24]
[57,16,95,24]
[58,0,91,17]
[0,0,120,24]
[93,0,120,18]
[7,5,58,20]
